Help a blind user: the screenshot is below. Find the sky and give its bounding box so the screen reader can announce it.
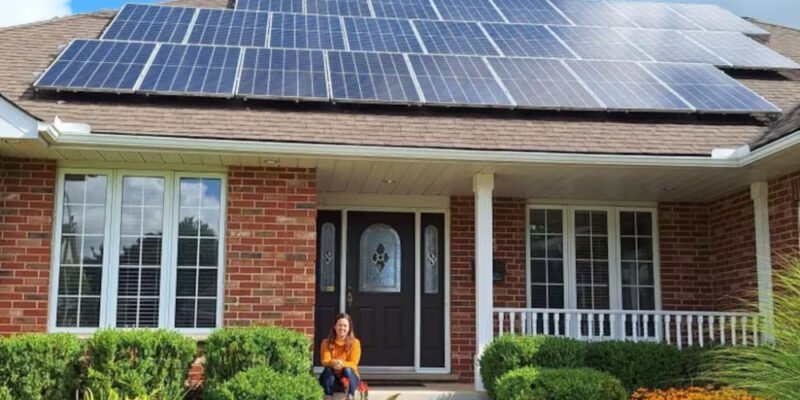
[0,0,798,29]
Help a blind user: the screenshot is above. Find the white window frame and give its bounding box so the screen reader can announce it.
[526,204,661,312]
[48,169,227,334]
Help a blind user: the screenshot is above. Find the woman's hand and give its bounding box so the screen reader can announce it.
[332,359,344,370]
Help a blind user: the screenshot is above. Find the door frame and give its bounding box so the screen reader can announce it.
[318,202,451,374]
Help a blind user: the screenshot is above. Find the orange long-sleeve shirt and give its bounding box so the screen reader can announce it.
[320,338,361,377]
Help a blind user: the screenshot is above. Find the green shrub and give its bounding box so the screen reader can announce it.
[495,367,627,400]
[585,341,686,392]
[0,333,83,400]
[479,335,586,398]
[203,326,312,384]
[86,329,196,398]
[204,366,323,400]
[0,386,12,400]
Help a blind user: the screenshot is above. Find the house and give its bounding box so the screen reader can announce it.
[1,0,799,393]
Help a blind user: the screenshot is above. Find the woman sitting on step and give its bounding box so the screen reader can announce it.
[319,313,362,400]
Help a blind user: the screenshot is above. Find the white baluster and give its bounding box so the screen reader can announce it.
[510,312,516,335]
[610,314,617,340]
[676,315,683,349]
[588,314,595,340]
[665,315,671,344]
[687,315,694,347]
[719,316,726,345]
[533,312,539,335]
[544,311,550,335]
[565,313,571,339]
[632,314,639,342]
[521,311,527,335]
[708,316,715,344]
[599,314,606,338]
[752,316,758,346]
[731,316,737,345]
[577,313,583,339]
[698,315,704,347]
[741,316,747,345]
[555,313,561,336]
[655,314,662,342]
[622,314,628,341]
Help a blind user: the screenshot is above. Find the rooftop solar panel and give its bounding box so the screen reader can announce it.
[407,54,512,106]
[102,4,196,43]
[491,0,569,25]
[306,0,373,17]
[548,25,651,62]
[370,0,440,20]
[139,44,241,96]
[483,23,575,58]
[35,40,156,92]
[432,0,505,22]
[270,13,347,50]
[487,57,603,109]
[643,62,780,113]
[187,9,269,47]
[616,28,728,65]
[237,48,328,100]
[565,59,692,111]
[328,51,421,103]
[606,2,700,30]
[413,20,500,56]
[344,17,424,53]
[667,4,770,36]
[681,31,800,70]
[548,0,637,28]
[234,0,303,13]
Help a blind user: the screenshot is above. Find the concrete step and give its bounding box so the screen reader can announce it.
[329,384,490,400]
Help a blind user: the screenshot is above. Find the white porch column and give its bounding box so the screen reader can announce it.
[473,173,494,391]
[751,182,774,340]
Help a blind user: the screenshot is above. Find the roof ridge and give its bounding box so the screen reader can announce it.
[0,10,113,34]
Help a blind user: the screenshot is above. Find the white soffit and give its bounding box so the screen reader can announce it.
[0,95,39,140]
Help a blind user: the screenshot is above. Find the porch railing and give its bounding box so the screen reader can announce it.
[494,308,760,348]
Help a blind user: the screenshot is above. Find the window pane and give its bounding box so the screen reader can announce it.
[531,285,547,308]
[175,299,195,328]
[424,225,439,294]
[199,239,219,267]
[530,210,545,232]
[638,262,654,285]
[320,222,336,293]
[178,238,198,266]
[79,298,101,327]
[548,261,563,284]
[574,210,609,311]
[197,299,217,327]
[548,285,564,308]
[529,209,564,309]
[619,211,656,311]
[637,238,653,261]
[176,269,196,297]
[359,223,402,293]
[58,267,80,295]
[531,235,546,258]
[531,260,546,283]
[546,210,563,233]
[56,298,78,327]
[620,211,635,235]
[81,267,102,296]
[621,262,636,285]
[198,269,217,297]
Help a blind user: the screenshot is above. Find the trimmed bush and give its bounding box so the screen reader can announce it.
[204,366,323,400]
[0,387,12,400]
[86,329,196,398]
[479,335,586,398]
[0,333,83,400]
[203,326,312,384]
[495,367,627,400]
[585,341,686,392]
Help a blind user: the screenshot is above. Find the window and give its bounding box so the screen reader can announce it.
[50,170,225,333]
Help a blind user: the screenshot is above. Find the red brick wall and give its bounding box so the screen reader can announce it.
[768,172,800,265]
[224,167,317,336]
[709,190,757,310]
[0,158,56,334]
[450,196,526,382]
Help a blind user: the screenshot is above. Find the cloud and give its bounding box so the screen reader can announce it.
[0,0,71,28]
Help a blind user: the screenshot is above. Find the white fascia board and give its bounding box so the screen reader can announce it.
[0,96,39,139]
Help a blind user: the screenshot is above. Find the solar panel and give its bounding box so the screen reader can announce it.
[491,0,570,25]
[549,26,651,62]
[432,0,505,22]
[487,57,602,109]
[681,31,800,70]
[407,54,512,106]
[306,0,372,17]
[102,4,195,43]
[616,28,728,65]
[237,48,328,100]
[548,0,637,28]
[413,20,499,56]
[35,40,156,92]
[187,9,269,47]
[606,2,700,30]
[370,0,439,20]
[138,44,241,96]
[344,17,424,53]
[234,0,303,13]
[643,62,779,113]
[565,59,692,111]
[667,4,770,36]
[269,13,347,50]
[328,51,421,103]
[483,23,575,58]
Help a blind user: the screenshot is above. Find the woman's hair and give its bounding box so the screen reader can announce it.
[327,313,356,353]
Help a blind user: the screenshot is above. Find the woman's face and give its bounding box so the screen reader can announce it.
[335,318,350,339]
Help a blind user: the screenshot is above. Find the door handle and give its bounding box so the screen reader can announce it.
[346,286,353,309]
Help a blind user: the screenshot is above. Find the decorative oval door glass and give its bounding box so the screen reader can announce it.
[359,223,401,293]
[424,225,439,294]
[320,222,336,293]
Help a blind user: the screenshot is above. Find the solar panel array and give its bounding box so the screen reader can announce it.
[34,0,796,115]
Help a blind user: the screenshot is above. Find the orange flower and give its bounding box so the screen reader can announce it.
[630,386,761,400]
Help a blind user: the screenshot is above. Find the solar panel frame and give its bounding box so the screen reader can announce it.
[615,28,730,66]
[548,0,638,28]
[413,20,500,56]
[34,39,157,93]
[642,62,780,113]
[269,13,347,50]
[101,4,197,43]
[565,59,693,112]
[491,0,571,25]
[234,0,304,13]
[487,57,604,110]
[548,25,652,62]
[138,43,242,97]
[344,17,425,53]
[328,51,422,104]
[667,3,770,36]
[432,0,506,22]
[681,31,800,70]
[606,2,701,30]
[187,9,270,47]
[237,47,329,101]
[407,53,514,107]
[306,0,373,17]
[483,23,576,59]
[370,0,440,20]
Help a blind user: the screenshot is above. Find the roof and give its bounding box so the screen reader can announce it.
[1,0,799,156]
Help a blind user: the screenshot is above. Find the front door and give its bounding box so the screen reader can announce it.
[347,211,415,367]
